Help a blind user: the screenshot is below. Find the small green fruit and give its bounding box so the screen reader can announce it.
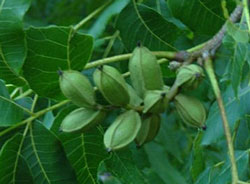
[129,45,164,97]
[143,90,168,114]
[59,70,95,108]
[93,65,130,107]
[135,114,161,147]
[174,93,206,128]
[127,84,143,107]
[175,64,205,89]
[104,110,141,151]
[60,108,106,133]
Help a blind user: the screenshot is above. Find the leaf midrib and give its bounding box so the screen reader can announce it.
[132,0,177,51]
[30,123,51,184]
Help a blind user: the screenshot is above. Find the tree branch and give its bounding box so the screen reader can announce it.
[189,5,243,60]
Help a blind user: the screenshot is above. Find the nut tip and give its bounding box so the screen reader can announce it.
[195,73,201,78]
[202,125,207,131]
[57,69,63,76]
[161,92,166,98]
[137,41,142,47]
[106,148,112,153]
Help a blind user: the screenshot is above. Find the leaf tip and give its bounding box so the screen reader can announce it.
[202,125,207,131]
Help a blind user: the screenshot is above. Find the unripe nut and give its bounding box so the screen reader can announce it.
[143,90,169,114]
[104,110,141,151]
[175,64,205,90]
[129,46,164,97]
[59,70,95,108]
[60,108,106,133]
[93,65,130,107]
[135,114,161,147]
[174,93,206,128]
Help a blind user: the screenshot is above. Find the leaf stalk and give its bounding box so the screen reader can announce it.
[204,57,239,184]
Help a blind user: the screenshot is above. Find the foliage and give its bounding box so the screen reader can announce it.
[0,0,249,184]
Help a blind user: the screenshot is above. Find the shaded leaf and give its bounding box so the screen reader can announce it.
[234,118,250,150]
[224,22,249,96]
[0,0,31,85]
[202,85,250,145]
[142,168,165,184]
[117,2,183,51]
[43,111,54,129]
[213,150,249,184]
[102,149,150,184]
[0,134,33,183]
[23,26,93,100]
[226,22,249,43]
[191,131,205,181]
[16,156,34,184]
[59,129,108,184]
[144,142,187,184]
[0,96,26,127]
[168,0,235,40]
[52,106,108,184]
[98,162,123,184]
[230,42,247,97]
[156,113,184,162]
[0,80,10,98]
[22,122,77,183]
[195,150,250,184]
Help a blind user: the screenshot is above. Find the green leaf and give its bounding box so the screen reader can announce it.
[101,149,150,184]
[0,96,26,127]
[142,168,165,184]
[144,142,187,184]
[0,80,10,98]
[0,0,31,85]
[23,26,93,100]
[202,85,250,145]
[52,107,108,184]
[60,129,108,184]
[98,162,123,184]
[22,122,77,183]
[234,118,250,150]
[168,0,235,40]
[213,150,249,184]
[43,111,54,129]
[195,150,249,184]
[88,0,130,38]
[0,134,33,184]
[191,131,205,182]
[116,3,183,51]
[226,22,249,43]
[15,156,34,184]
[156,113,183,163]
[224,26,248,97]
[194,167,212,184]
